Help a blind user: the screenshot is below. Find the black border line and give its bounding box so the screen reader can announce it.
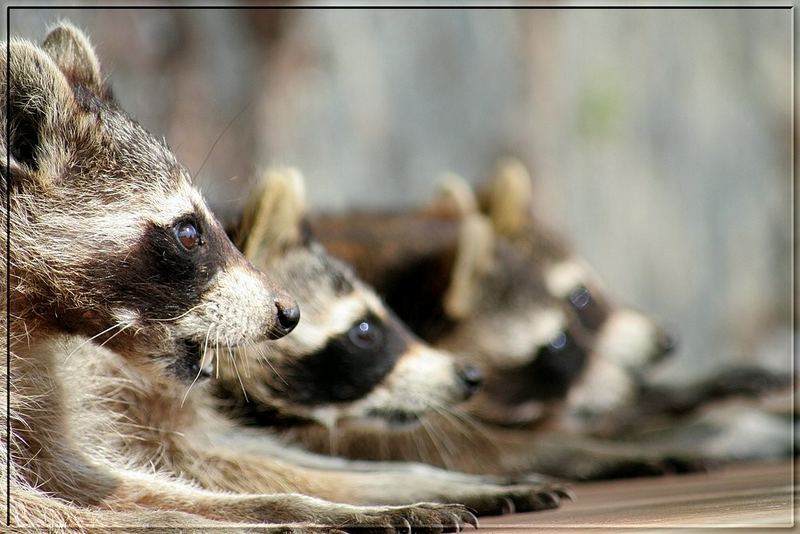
[5,4,10,528]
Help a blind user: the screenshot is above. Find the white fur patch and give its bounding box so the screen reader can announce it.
[544,259,589,298]
[112,307,140,327]
[596,310,659,368]
[148,185,205,226]
[176,265,275,345]
[567,357,634,417]
[287,294,367,352]
[481,308,567,368]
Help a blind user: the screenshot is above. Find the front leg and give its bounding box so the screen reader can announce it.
[174,444,570,516]
[110,474,476,533]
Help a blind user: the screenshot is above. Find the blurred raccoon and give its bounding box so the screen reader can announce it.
[478,159,676,381]
[259,163,790,479]
[309,173,651,431]
[214,168,681,480]
[472,159,791,436]
[206,168,571,514]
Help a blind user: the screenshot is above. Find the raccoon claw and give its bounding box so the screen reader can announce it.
[537,491,560,509]
[450,513,462,532]
[500,496,515,515]
[463,511,479,529]
[554,486,576,502]
[454,481,570,516]
[353,503,473,533]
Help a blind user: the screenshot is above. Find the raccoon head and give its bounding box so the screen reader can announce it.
[483,158,676,372]
[3,24,299,383]
[216,168,480,429]
[429,208,599,425]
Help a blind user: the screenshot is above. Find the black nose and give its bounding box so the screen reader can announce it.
[457,365,483,396]
[274,299,301,335]
[654,331,677,361]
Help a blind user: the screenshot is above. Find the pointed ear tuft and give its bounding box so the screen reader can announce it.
[430,172,478,217]
[443,213,495,320]
[42,21,104,95]
[486,157,533,236]
[239,167,308,266]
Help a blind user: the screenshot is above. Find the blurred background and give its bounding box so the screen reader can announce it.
[9,6,792,383]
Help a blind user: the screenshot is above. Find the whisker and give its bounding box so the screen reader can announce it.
[256,342,288,386]
[440,403,500,454]
[181,343,210,408]
[148,301,211,323]
[192,98,255,183]
[215,332,221,379]
[229,345,248,402]
[418,412,455,470]
[95,323,132,350]
[64,322,126,362]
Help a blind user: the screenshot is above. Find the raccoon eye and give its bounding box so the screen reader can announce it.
[348,321,383,350]
[175,222,202,251]
[548,332,568,352]
[568,285,592,309]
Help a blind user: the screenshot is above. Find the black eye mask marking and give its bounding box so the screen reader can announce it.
[486,330,589,405]
[84,210,232,324]
[277,311,407,405]
[567,285,610,332]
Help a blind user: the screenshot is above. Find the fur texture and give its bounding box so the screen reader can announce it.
[1,23,510,531]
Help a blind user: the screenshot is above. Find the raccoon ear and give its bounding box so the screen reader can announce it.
[240,167,308,266]
[1,40,75,177]
[429,172,478,216]
[41,22,105,96]
[443,213,495,319]
[486,157,534,236]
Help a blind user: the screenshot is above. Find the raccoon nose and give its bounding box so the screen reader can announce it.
[654,331,677,361]
[457,365,483,397]
[272,298,301,337]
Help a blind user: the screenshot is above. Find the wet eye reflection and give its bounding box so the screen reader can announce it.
[348,320,383,350]
[568,285,591,309]
[175,221,202,250]
[549,331,568,352]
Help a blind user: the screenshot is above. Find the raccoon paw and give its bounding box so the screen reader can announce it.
[705,366,792,399]
[335,503,477,533]
[574,454,715,480]
[451,483,572,516]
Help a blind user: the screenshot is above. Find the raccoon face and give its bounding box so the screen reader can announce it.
[434,228,596,424]
[3,25,299,383]
[217,169,479,429]
[544,258,675,370]
[483,158,676,372]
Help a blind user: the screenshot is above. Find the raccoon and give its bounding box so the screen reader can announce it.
[206,166,648,480]
[309,201,620,428]
[201,167,570,514]
[1,23,484,531]
[288,163,787,479]
[474,160,790,436]
[479,158,676,376]
[219,168,483,428]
